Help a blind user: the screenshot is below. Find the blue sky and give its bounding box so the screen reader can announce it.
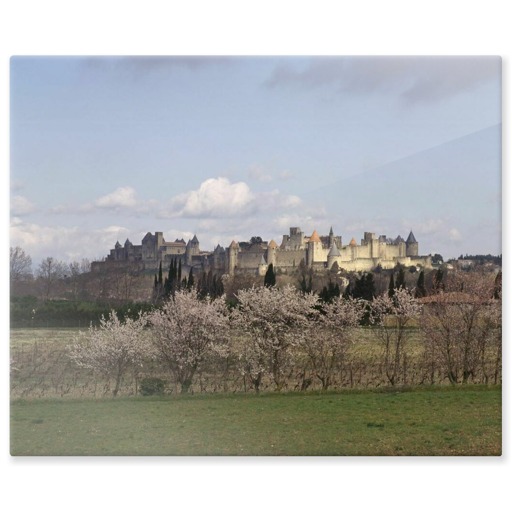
[10,56,501,265]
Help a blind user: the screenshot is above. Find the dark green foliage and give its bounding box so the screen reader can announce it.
[187,267,194,289]
[197,270,224,299]
[163,258,185,297]
[319,280,340,303]
[395,265,406,290]
[139,377,166,396]
[415,271,427,298]
[353,273,375,301]
[388,273,395,298]
[153,261,165,302]
[431,253,444,265]
[351,273,375,324]
[342,282,352,299]
[433,268,444,293]
[299,271,312,294]
[264,263,276,288]
[10,297,153,328]
[458,253,501,266]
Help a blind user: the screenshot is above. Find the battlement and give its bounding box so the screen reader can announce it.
[95,227,430,275]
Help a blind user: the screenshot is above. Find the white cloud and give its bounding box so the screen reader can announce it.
[267,57,500,104]
[160,177,302,219]
[11,195,36,216]
[169,178,255,218]
[95,186,137,209]
[449,228,463,241]
[49,187,160,216]
[10,218,134,264]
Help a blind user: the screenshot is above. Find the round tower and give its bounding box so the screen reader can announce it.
[327,241,341,269]
[257,255,268,276]
[228,240,239,275]
[406,231,418,257]
[307,230,322,267]
[267,239,278,268]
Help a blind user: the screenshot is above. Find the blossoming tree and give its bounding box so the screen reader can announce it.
[420,271,501,384]
[370,287,422,386]
[232,285,318,392]
[68,311,150,396]
[300,297,365,390]
[148,290,229,393]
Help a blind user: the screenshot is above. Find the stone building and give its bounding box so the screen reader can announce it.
[92,226,431,276]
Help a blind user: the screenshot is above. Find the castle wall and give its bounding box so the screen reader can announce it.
[97,227,429,277]
[275,249,306,270]
[237,251,266,272]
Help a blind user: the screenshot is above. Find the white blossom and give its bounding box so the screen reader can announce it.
[68,310,150,396]
[232,285,319,391]
[148,290,229,393]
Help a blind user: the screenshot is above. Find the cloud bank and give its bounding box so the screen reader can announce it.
[266,56,501,104]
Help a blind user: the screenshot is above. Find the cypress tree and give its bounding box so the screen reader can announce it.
[396,265,406,290]
[299,274,307,293]
[364,273,375,301]
[187,267,194,289]
[320,280,341,303]
[415,270,427,298]
[158,261,163,285]
[178,259,182,284]
[264,263,276,287]
[388,273,395,297]
[433,268,444,293]
[299,270,312,294]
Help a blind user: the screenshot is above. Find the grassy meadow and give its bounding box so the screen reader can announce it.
[11,386,501,456]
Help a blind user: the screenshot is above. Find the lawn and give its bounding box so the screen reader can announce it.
[10,385,501,456]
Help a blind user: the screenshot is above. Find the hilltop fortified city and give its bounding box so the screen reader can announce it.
[91,226,432,276]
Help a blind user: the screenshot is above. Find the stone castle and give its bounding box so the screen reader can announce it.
[91,226,432,276]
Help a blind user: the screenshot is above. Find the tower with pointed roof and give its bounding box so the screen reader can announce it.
[327,241,341,269]
[307,230,322,267]
[212,244,226,271]
[185,234,200,264]
[258,255,268,276]
[328,226,334,248]
[266,239,278,268]
[406,230,418,257]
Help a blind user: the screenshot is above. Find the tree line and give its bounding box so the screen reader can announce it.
[65,269,501,396]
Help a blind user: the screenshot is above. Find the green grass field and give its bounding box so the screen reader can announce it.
[10,385,501,456]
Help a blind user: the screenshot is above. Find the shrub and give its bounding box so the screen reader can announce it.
[139,377,166,396]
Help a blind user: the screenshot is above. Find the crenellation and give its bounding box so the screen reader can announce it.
[92,226,432,275]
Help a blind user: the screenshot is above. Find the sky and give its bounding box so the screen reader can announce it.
[10,56,502,267]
